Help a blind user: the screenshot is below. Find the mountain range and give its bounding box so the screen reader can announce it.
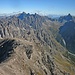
[0,12,75,75]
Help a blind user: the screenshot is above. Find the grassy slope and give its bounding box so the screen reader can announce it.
[54,51,75,75]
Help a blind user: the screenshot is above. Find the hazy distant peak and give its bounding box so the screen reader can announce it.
[68,13,71,16]
[67,13,72,18]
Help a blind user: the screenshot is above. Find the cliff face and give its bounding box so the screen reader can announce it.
[59,21,75,53]
[0,13,75,75]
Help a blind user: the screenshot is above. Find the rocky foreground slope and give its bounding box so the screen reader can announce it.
[0,12,75,75]
[0,38,74,75]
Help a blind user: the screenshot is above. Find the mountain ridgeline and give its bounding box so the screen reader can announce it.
[0,12,75,75]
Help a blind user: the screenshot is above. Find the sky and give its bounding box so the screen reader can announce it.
[0,0,75,15]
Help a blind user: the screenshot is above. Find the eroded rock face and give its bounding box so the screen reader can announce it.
[24,45,33,59]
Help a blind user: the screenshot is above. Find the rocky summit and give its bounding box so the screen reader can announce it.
[0,12,75,75]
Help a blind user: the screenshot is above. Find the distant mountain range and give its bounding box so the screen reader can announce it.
[47,14,61,19]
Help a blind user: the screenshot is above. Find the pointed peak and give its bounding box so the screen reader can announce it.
[21,12,26,15]
[67,13,72,17]
[34,13,39,16]
[18,12,27,20]
[22,12,26,13]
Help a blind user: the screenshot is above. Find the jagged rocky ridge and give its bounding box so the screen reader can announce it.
[0,12,75,75]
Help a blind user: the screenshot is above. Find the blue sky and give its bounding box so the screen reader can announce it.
[0,0,75,15]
